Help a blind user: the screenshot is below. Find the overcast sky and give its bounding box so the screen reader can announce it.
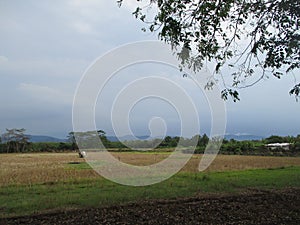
[0,0,299,139]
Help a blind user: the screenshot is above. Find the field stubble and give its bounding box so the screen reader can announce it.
[1,152,300,186]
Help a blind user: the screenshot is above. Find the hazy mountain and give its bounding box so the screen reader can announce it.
[2,133,263,143]
[224,134,264,141]
[27,135,67,143]
[107,135,154,142]
[107,134,264,142]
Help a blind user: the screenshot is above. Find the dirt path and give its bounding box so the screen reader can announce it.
[2,188,300,225]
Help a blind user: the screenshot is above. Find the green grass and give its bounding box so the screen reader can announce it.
[1,166,300,218]
[66,162,93,170]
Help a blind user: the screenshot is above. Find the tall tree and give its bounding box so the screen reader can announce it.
[199,133,209,146]
[67,132,78,150]
[118,0,300,101]
[3,128,29,153]
[97,130,110,147]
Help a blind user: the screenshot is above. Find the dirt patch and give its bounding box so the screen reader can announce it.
[2,188,300,225]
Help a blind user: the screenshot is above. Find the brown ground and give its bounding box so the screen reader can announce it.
[2,188,300,225]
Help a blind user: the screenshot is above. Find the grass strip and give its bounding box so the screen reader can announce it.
[1,166,300,218]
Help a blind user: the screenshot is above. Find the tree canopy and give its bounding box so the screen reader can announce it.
[2,128,29,153]
[118,0,300,101]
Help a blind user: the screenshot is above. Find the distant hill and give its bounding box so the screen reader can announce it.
[2,134,263,143]
[107,135,153,142]
[107,134,264,142]
[27,135,67,143]
[224,134,264,141]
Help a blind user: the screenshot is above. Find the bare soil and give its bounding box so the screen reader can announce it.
[2,188,300,225]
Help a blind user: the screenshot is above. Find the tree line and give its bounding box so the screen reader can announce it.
[0,128,300,156]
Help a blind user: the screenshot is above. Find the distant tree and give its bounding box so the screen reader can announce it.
[191,134,200,147]
[3,128,29,153]
[97,130,106,137]
[71,130,111,149]
[199,133,209,146]
[73,131,97,149]
[164,136,172,145]
[118,0,300,101]
[265,135,286,144]
[170,136,180,147]
[67,132,78,150]
[159,136,172,147]
[240,141,254,152]
[97,130,110,147]
[292,136,300,151]
[58,142,72,151]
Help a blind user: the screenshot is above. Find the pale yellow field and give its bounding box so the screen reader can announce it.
[1,152,300,186]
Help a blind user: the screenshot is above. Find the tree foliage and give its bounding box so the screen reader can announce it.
[2,128,29,153]
[67,132,78,150]
[118,0,300,101]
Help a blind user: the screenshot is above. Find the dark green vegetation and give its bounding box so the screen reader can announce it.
[1,128,300,156]
[1,166,300,218]
[118,0,300,101]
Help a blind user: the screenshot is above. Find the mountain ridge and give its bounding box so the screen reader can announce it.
[2,134,264,143]
[27,135,67,143]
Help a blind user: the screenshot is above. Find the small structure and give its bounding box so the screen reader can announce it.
[266,143,290,150]
[78,151,87,158]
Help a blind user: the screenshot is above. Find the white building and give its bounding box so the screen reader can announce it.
[266,143,290,150]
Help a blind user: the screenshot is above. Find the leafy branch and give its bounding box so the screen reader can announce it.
[118,0,300,101]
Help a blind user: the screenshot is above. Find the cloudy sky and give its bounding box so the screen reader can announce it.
[1,0,299,139]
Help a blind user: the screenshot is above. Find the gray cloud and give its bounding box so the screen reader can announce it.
[0,0,299,138]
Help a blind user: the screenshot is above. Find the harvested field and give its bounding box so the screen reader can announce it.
[1,152,300,186]
[1,152,300,224]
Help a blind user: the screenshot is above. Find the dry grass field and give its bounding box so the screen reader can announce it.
[1,152,300,187]
[1,152,300,222]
